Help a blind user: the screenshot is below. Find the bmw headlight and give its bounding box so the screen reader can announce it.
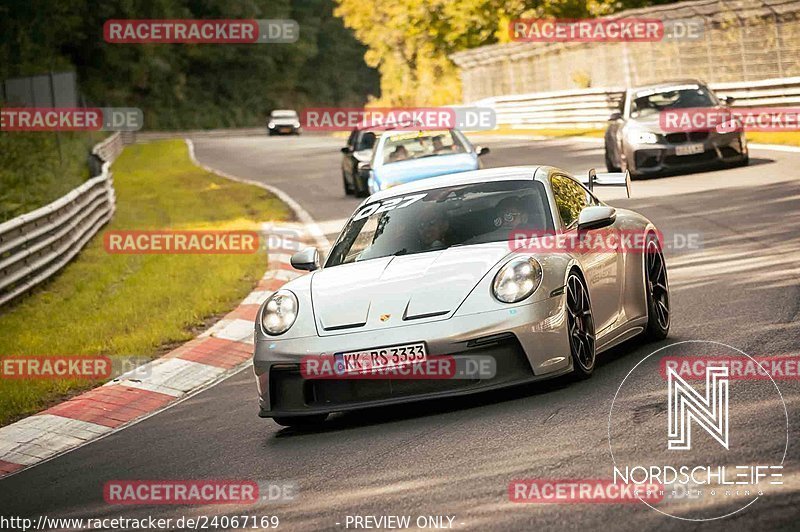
[261,290,298,335]
[268,122,275,129]
[630,131,660,144]
[492,257,543,303]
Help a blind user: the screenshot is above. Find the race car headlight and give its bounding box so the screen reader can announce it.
[492,257,542,303]
[630,131,660,144]
[261,290,298,335]
[293,121,301,128]
[268,122,275,128]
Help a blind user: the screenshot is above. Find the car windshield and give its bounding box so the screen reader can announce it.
[381,130,465,164]
[630,85,718,118]
[271,110,297,119]
[356,131,378,150]
[325,180,554,267]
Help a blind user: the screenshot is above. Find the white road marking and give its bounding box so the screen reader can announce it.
[0,416,113,465]
[114,358,227,397]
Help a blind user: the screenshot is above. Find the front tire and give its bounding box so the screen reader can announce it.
[343,170,354,196]
[273,414,328,427]
[737,152,750,167]
[566,271,596,379]
[605,146,621,172]
[642,234,670,341]
[355,173,369,197]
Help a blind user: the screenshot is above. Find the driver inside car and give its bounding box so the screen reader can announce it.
[388,144,409,162]
[415,208,450,250]
[493,197,529,230]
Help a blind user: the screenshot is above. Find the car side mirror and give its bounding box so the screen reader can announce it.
[609,112,622,121]
[290,247,320,271]
[577,206,616,231]
[724,95,735,106]
[477,146,490,156]
[341,146,352,154]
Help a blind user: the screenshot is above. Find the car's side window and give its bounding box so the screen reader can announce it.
[580,183,601,206]
[551,174,590,228]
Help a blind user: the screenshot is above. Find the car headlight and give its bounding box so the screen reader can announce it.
[630,131,660,144]
[268,122,275,128]
[293,121,301,128]
[261,290,298,335]
[492,257,542,303]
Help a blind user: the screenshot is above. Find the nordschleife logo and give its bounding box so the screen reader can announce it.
[667,365,729,450]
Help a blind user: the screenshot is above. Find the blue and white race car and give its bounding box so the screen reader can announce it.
[356,128,490,195]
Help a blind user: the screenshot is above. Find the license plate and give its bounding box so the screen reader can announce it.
[335,343,427,375]
[675,143,704,156]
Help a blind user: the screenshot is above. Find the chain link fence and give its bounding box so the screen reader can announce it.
[452,0,800,103]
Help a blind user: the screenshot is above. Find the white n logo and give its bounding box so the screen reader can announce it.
[667,365,729,450]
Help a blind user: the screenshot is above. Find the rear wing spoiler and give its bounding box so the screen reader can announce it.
[581,168,631,198]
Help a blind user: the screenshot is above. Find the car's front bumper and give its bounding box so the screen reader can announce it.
[625,131,747,175]
[253,295,571,417]
[268,125,301,135]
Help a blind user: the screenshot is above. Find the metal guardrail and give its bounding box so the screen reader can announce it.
[477,77,800,130]
[0,133,122,307]
[92,131,126,162]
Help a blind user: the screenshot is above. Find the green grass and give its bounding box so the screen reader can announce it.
[0,139,290,426]
[0,131,98,222]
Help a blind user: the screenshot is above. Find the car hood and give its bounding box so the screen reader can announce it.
[375,153,477,185]
[270,118,298,125]
[310,243,510,335]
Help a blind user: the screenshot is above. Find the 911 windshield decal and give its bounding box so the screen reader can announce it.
[353,193,427,221]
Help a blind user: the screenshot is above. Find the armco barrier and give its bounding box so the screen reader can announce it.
[0,133,123,307]
[477,76,800,130]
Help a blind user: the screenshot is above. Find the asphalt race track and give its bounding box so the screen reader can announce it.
[2,134,799,530]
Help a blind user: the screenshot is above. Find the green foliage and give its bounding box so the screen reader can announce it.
[0,131,95,221]
[0,0,380,129]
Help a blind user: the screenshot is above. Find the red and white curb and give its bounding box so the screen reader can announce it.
[0,140,329,479]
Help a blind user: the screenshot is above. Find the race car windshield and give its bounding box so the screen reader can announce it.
[326,180,554,267]
[271,110,298,118]
[630,86,718,118]
[381,130,466,164]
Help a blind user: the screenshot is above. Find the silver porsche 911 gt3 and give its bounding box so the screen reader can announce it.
[252,166,670,426]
